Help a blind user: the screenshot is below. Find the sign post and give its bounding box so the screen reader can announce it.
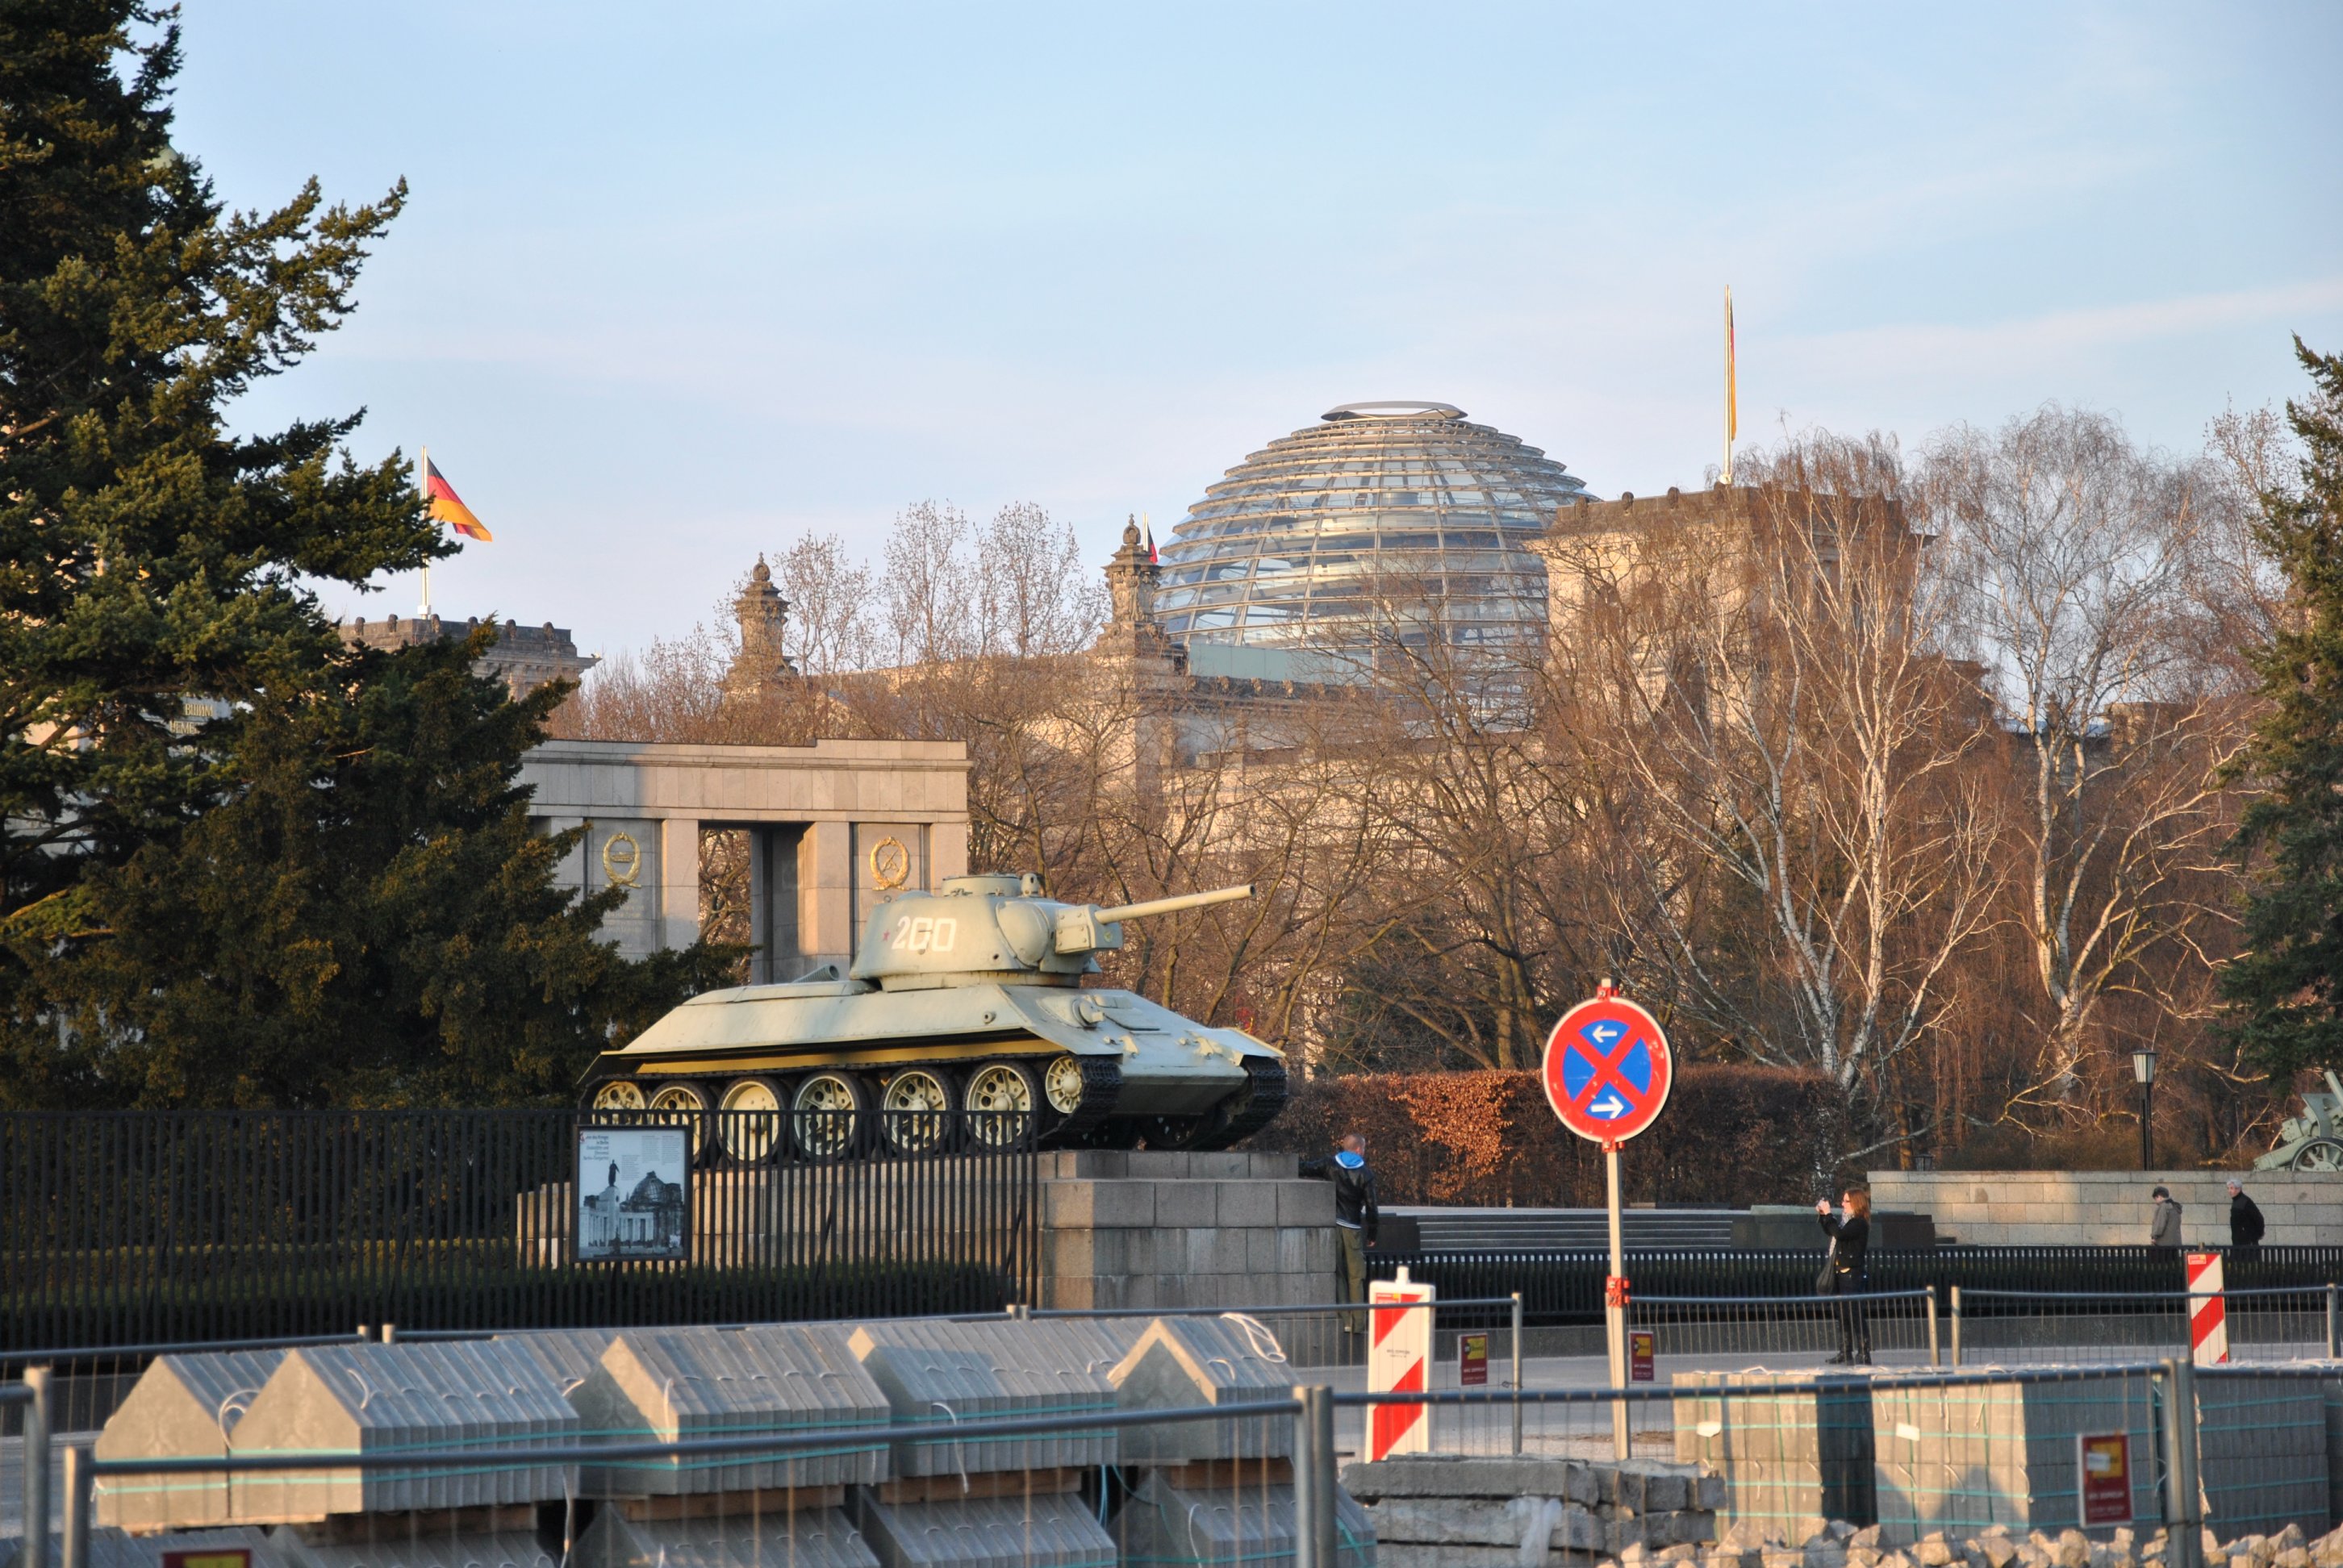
[1541,981,1674,1462]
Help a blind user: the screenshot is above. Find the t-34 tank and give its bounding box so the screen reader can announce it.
[580,876,1285,1161]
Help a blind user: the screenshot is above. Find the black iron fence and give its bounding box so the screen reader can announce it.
[0,1107,1038,1359]
[1372,1244,2343,1324]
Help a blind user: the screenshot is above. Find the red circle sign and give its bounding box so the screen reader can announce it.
[1541,993,1673,1145]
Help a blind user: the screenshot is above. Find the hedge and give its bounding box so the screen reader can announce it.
[1242,1065,1845,1207]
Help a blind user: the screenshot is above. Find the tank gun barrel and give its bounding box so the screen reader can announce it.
[1093,884,1255,924]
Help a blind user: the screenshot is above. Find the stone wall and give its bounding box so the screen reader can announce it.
[1865,1170,2343,1247]
[1036,1150,1345,1357]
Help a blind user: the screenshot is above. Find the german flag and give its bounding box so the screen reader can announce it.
[424,456,492,541]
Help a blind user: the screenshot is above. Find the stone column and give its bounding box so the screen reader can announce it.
[658,817,700,952]
[801,820,854,973]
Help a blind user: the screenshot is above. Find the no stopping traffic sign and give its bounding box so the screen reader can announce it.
[1541,990,1673,1145]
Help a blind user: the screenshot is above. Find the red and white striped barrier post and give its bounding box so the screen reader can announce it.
[1368,1266,1435,1461]
[2187,1250,2228,1366]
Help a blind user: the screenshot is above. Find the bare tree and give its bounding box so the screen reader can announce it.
[1925,407,2248,1103]
[977,503,1108,657]
[1547,439,1999,1124]
[768,532,875,676]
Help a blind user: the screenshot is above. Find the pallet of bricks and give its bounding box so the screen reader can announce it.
[37,1313,1382,1568]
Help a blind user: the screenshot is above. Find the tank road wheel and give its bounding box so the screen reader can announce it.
[963,1061,1038,1149]
[2291,1138,2343,1172]
[717,1078,787,1164]
[881,1070,956,1155]
[591,1079,647,1114]
[791,1072,869,1161]
[1043,1057,1088,1120]
[648,1082,712,1161]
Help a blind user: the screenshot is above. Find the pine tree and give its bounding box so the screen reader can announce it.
[2224,340,2343,1078]
[0,4,729,1104]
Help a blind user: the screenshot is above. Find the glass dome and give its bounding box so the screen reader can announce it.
[1153,401,1594,656]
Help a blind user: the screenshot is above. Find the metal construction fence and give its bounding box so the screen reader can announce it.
[0,1108,1039,1361]
[1372,1245,2343,1325]
[23,1358,2343,1568]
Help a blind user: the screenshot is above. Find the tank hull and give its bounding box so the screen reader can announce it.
[580,975,1285,1154]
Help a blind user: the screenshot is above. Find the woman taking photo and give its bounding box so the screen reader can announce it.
[1815,1188,1873,1365]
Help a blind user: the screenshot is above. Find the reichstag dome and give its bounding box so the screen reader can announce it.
[1153,401,1596,654]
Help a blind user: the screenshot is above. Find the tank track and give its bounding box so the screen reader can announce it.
[1197,1054,1289,1151]
[1042,1055,1124,1148]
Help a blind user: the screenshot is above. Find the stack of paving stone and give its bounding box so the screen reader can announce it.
[1672,1371,1877,1543]
[1339,1453,1723,1568]
[1106,1317,1374,1568]
[841,1319,1121,1568]
[565,1324,893,1568]
[1865,1370,2158,1542]
[94,1349,286,1529]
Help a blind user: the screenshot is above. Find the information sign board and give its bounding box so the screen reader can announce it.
[576,1125,691,1262]
[2078,1432,2132,1526]
[1459,1332,1488,1387]
[1540,993,1674,1145]
[1368,1269,1435,1461]
[1629,1329,1655,1382]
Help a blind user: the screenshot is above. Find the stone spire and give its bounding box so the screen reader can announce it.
[725,556,796,697]
[1103,515,1160,636]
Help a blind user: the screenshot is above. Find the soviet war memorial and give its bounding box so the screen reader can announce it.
[7,6,2343,1568]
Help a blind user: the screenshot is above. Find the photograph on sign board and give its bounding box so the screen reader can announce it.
[576,1126,689,1261]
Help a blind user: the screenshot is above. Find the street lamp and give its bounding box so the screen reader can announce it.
[2132,1049,2159,1170]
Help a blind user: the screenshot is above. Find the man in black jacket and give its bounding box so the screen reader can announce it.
[2228,1179,2266,1260]
[1301,1133,1380,1337]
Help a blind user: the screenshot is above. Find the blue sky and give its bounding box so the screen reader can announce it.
[178,2,2343,657]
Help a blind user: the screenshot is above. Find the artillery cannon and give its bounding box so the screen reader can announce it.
[2253,1069,2343,1172]
[579,876,1284,1162]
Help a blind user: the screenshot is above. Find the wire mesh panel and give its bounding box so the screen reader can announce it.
[1627,1291,1939,1367]
[1953,1288,2339,1366]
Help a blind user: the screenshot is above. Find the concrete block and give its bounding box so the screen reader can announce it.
[1280,1182,1338,1226]
[1213,1228,1253,1272]
[1366,1497,1606,1552]
[1249,1230,1283,1273]
[1155,1181,1220,1228]
[1345,1455,1600,1501]
[1189,1153,1252,1178]
[1218,1180,1281,1227]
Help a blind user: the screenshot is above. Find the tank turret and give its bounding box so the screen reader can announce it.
[850,876,1255,989]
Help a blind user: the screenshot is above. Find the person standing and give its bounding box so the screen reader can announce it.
[2149,1186,2183,1248]
[1301,1133,1381,1337]
[2228,1178,2266,1259]
[1815,1188,1873,1365]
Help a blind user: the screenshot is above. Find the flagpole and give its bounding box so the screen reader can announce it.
[1721,288,1735,487]
[418,444,432,616]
